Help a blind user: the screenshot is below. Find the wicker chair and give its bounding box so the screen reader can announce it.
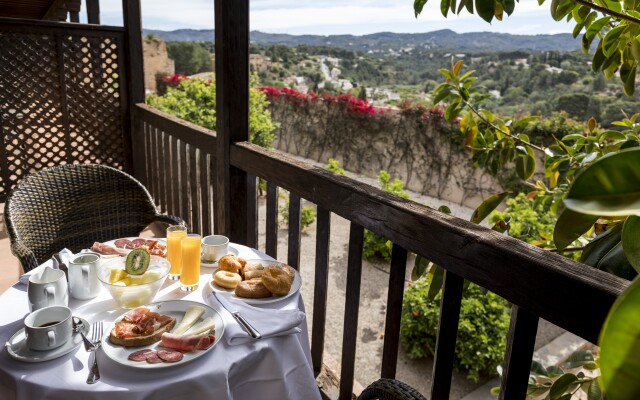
[5,164,187,272]
[358,379,427,400]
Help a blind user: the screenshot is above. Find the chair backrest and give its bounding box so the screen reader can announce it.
[5,164,160,269]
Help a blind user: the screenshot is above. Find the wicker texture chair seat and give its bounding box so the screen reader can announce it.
[5,164,187,272]
[357,379,427,400]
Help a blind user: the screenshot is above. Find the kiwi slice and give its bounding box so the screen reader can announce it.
[125,248,150,275]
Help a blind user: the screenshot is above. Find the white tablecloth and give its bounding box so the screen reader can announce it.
[0,244,321,400]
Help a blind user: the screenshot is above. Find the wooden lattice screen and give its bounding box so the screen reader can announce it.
[0,19,130,202]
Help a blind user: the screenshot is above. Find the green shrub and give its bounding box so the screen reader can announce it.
[326,158,346,175]
[490,193,556,248]
[279,196,316,231]
[363,170,409,261]
[147,75,278,149]
[400,278,510,382]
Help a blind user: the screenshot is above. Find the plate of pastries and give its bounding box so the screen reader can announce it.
[209,255,301,304]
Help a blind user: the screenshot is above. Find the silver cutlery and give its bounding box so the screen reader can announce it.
[214,292,261,339]
[86,321,103,384]
[75,318,95,352]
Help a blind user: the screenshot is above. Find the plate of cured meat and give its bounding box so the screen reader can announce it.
[91,237,167,257]
[101,300,224,369]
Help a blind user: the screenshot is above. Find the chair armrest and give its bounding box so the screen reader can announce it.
[10,240,39,273]
[151,214,189,231]
[357,379,427,400]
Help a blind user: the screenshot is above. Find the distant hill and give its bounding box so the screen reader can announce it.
[143,28,581,53]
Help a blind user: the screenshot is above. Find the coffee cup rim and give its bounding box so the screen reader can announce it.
[25,305,72,329]
[202,235,229,246]
[28,267,65,284]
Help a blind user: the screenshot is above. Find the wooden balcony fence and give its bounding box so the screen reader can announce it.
[0,1,629,399]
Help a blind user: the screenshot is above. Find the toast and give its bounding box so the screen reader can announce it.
[109,318,176,347]
[109,308,177,347]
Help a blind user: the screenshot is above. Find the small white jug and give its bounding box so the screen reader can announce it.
[28,267,69,311]
[68,252,102,300]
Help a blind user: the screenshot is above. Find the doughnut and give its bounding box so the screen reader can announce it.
[213,270,242,289]
[218,255,243,273]
[235,280,272,299]
[261,266,293,296]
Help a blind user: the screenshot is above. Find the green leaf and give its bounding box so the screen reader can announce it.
[564,148,640,216]
[516,154,536,180]
[438,205,452,214]
[623,64,637,97]
[503,0,515,15]
[471,192,510,224]
[586,17,612,41]
[550,0,574,21]
[623,216,640,273]
[597,241,636,280]
[599,275,640,400]
[433,88,453,105]
[414,0,428,17]
[592,45,607,71]
[530,360,549,376]
[553,207,598,250]
[586,379,601,400]
[563,350,597,369]
[427,264,445,299]
[603,25,627,58]
[549,373,579,399]
[412,255,430,281]
[440,0,450,17]
[580,223,623,267]
[475,0,496,22]
[547,365,565,377]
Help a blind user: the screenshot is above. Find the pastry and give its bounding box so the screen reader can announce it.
[213,270,242,289]
[235,279,272,298]
[261,266,293,296]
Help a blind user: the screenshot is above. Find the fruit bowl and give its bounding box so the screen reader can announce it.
[97,256,171,308]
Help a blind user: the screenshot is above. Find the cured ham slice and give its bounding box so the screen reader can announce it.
[157,350,184,362]
[114,239,135,249]
[114,307,176,338]
[91,242,129,256]
[160,332,216,352]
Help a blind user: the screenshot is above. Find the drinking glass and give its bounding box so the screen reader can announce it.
[180,234,201,291]
[166,225,188,280]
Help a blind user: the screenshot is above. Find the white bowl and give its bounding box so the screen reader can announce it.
[97,256,170,308]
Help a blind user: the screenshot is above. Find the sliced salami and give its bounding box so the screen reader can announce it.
[145,351,163,364]
[128,349,154,362]
[114,239,135,249]
[132,238,147,248]
[157,350,184,363]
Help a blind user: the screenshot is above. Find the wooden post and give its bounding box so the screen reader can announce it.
[215,0,250,243]
[122,0,144,177]
[87,0,100,24]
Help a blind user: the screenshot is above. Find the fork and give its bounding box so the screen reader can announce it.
[86,321,103,384]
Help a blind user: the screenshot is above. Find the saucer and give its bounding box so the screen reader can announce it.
[5,317,89,362]
[201,245,240,268]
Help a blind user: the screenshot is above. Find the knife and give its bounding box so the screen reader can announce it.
[214,292,262,339]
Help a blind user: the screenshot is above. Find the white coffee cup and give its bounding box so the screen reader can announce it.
[201,235,229,262]
[28,267,69,311]
[68,252,102,300]
[24,305,73,351]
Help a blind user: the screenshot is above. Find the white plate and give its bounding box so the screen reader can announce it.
[200,245,240,268]
[101,300,223,369]
[208,259,302,305]
[103,237,167,257]
[5,317,89,363]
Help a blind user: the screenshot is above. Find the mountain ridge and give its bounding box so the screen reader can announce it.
[143,28,581,53]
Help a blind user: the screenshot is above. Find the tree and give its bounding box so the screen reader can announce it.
[414,0,640,95]
[166,42,213,76]
[357,85,367,100]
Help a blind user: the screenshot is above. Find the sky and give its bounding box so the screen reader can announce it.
[87,0,574,36]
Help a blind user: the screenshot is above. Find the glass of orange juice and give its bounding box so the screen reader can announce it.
[166,225,188,280]
[180,234,201,291]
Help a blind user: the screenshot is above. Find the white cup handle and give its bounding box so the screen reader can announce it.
[47,330,55,347]
[45,286,55,305]
[81,265,90,286]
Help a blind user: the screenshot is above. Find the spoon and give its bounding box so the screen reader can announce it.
[72,317,85,333]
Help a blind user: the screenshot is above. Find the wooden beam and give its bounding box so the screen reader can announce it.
[215,0,250,243]
[87,0,100,24]
[123,0,144,176]
[43,0,69,20]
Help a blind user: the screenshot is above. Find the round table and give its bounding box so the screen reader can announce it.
[0,243,321,400]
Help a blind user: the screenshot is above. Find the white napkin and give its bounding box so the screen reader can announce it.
[208,293,306,346]
[18,249,74,285]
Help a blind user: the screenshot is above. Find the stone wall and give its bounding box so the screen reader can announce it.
[143,37,174,93]
[268,97,504,209]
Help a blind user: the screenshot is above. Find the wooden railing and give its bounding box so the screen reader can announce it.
[134,104,628,399]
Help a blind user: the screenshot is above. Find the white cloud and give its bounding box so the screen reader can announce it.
[96,0,565,36]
